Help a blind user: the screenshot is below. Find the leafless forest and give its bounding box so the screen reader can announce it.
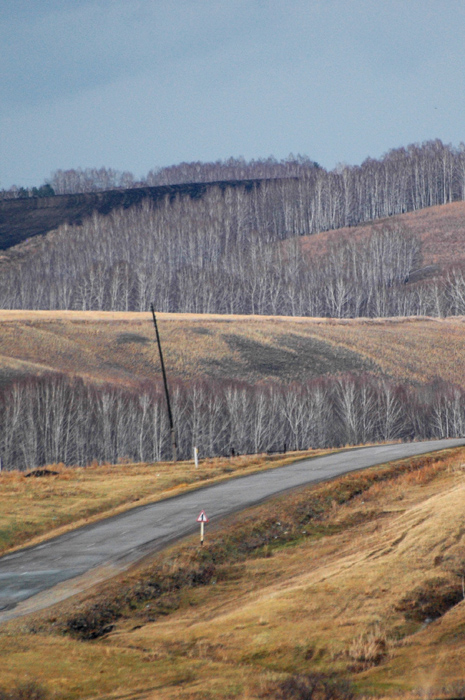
[1,183,465,317]
[2,139,465,469]
[4,138,464,209]
[2,140,465,316]
[1,372,463,471]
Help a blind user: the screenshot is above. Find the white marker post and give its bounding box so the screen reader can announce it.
[197,510,209,545]
[194,446,199,469]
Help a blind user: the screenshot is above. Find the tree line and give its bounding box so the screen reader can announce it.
[1,372,463,471]
[0,158,315,200]
[3,139,465,225]
[0,184,55,201]
[1,184,464,317]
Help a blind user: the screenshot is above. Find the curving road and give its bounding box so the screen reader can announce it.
[1,439,464,622]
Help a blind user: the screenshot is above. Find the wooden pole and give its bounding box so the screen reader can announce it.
[150,304,177,462]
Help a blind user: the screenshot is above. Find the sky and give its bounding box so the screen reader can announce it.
[1,0,465,188]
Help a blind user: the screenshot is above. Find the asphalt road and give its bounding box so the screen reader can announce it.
[1,439,464,621]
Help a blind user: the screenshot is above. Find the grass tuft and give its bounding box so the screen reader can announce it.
[348,624,388,670]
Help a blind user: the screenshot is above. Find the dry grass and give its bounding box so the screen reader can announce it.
[299,200,465,269]
[1,310,465,388]
[0,450,326,555]
[305,316,465,387]
[2,447,465,698]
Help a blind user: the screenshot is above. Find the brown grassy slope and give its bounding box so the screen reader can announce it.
[3,449,465,699]
[0,310,465,388]
[300,200,465,272]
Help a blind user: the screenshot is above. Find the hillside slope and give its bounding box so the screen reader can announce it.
[3,447,465,698]
[0,310,464,388]
[0,179,263,252]
[2,195,465,318]
[300,200,465,274]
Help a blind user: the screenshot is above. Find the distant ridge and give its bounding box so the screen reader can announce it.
[0,178,269,251]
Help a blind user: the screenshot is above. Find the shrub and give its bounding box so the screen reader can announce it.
[64,561,217,639]
[65,600,120,640]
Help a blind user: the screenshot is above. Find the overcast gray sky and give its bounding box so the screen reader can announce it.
[1,0,464,188]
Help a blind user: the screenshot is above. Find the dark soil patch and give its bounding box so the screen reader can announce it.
[216,333,378,381]
[116,333,150,345]
[396,577,463,622]
[190,327,212,336]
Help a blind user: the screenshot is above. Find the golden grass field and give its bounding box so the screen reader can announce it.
[1,310,465,388]
[2,447,465,699]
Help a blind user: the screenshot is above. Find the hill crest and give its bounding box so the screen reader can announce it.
[0,178,267,251]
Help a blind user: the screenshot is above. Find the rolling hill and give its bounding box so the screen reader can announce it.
[2,446,465,698]
[0,310,464,389]
[2,183,465,319]
[0,179,263,253]
[299,200,465,277]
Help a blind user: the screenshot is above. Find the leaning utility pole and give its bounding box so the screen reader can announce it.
[150,304,177,462]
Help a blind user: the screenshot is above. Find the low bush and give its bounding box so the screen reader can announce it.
[64,599,120,640]
[64,561,216,639]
